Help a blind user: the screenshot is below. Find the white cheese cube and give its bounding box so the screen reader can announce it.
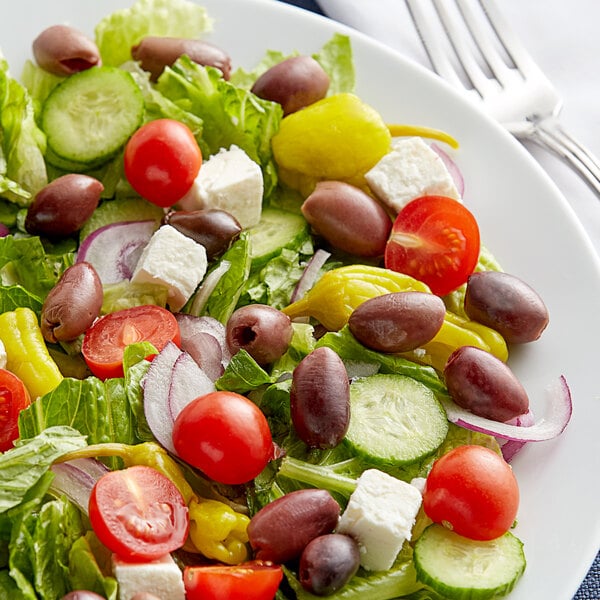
[336,469,422,571]
[0,339,6,369]
[177,144,263,228]
[112,553,185,600]
[131,224,207,312]
[365,137,460,213]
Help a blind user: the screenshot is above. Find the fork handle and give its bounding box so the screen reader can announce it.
[516,117,600,196]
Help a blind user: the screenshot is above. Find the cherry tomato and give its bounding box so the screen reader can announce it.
[183,561,283,600]
[0,369,31,452]
[423,445,519,541]
[124,118,202,207]
[82,304,180,379]
[384,195,480,296]
[88,465,189,561]
[172,391,273,485]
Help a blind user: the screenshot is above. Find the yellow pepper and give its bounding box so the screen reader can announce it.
[187,498,250,565]
[282,264,508,372]
[282,265,431,331]
[387,124,459,149]
[0,307,63,398]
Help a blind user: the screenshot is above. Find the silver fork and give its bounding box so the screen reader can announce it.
[405,0,600,196]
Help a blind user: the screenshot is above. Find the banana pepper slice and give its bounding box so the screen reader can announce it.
[0,307,63,398]
[283,265,507,371]
[188,498,250,565]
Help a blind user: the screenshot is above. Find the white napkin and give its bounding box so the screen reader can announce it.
[317,0,600,258]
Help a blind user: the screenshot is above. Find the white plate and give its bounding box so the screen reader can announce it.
[2,1,599,598]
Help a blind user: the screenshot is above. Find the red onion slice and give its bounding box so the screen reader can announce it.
[188,259,231,316]
[50,458,109,514]
[290,249,331,304]
[498,410,536,462]
[431,143,465,197]
[440,375,572,442]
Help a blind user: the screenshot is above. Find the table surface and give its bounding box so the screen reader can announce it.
[277,1,599,599]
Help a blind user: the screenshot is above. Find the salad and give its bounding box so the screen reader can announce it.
[0,1,575,599]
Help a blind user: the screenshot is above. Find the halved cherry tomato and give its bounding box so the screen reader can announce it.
[124,118,202,208]
[172,391,273,485]
[423,445,519,541]
[82,304,180,379]
[0,369,31,452]
[88,465,189,561]
[384,195,480,296]
[183,561,283,600]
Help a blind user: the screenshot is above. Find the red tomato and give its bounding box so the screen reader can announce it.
[172,391,273,485]
[184,561,283,600]
[88,465,189,561]
[384,195,480,296]
[82,304,180,379]
[124,118,202,207]
[423,445,519,541]
[0,369,31,452]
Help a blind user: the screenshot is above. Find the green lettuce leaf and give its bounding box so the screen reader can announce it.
[216,349,274,394]
[0,427,87,514]
[95,0,213,67]
[0,53,47,205]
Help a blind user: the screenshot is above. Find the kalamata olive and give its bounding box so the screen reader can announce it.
[299,534,361,596]
[60,592,105,600]
[25,174,104,238]
[33,25,101,76]
[163,209,242,259]
[348,292,446,352]
[290,346,350,448]
[132,36,232,81]
[41,262,103,343]
[251,55,330,115]
[226,304,293,365]
[247,488,340,563]
[444,345,529,422]
[464,271,549,344]
[301,181,392,257]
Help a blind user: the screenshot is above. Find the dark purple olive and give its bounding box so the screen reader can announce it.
[444,345,529,422]
[33,25,101,76]
[132,36,232,81]
[60,592,105,600]
[40,262,103,343]
[299,534,360,596]
[247,488,340,563]
[290,346,350,448]
[348,292,446,352]
[301,181,392,257]
[226,304,293,365]
[25,174,103,237]
[163,209,241,259]
[251,55,330,115]
[464,271,549,344]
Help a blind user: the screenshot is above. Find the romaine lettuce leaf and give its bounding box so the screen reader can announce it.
[0,54,47,205]
[95,0,213,67]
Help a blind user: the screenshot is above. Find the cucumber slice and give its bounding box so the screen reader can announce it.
[414,524,526,599]
[42,66,144,169]
[344,374,448,465]
[247,207,309,267]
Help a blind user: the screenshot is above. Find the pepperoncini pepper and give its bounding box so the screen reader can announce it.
[0,307,63,398]
[282,264,508,372]
[387,124,459,149]
[282,265,431,331]
[187,498,250,565]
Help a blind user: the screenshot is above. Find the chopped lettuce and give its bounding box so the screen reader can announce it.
[95,0,214,67]
[0,54,47,205]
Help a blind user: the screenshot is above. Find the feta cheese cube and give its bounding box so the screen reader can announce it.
[336,469,422,571]
[365,137,460,213]
[177,144,263,228]
[131,224,207,312]
[112,553,185,600]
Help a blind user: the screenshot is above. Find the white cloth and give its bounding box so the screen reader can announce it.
[317,0,600,257]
